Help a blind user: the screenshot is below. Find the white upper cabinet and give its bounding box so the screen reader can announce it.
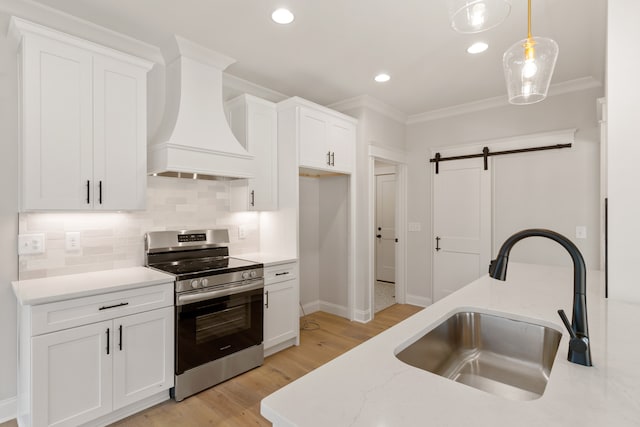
[11,17,153,211]
[282,98,356,174]
[226,94,278,211]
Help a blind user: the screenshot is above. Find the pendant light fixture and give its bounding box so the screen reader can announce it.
[503,0,558,105]
[447,0,512,33]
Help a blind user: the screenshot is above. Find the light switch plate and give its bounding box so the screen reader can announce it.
[238,225,247,239]
[65,232,81,251]
[408,222,421,232]
[18,233,45,255]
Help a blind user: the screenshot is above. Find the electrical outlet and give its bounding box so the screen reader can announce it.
[18,233,45,255]
[238,225,247,239]
[65,232,81,251]
[408,222,421,232]
[576,226,587,239]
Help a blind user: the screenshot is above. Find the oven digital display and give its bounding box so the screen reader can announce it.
[178,233,207,243]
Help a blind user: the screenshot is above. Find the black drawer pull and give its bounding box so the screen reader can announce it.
[99,302,129,311]
[275,272,290,276]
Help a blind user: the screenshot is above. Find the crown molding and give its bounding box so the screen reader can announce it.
[1,0,163,64]
[329,95,408,124]
[407,76,603,125]
[222,73,289,104]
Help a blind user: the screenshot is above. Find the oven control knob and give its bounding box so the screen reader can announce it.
[201,278,209,287]
[190,279,199,289]
[250,270,257,278]
[242,271,250,279]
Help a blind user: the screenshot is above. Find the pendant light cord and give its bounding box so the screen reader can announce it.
[527,0,532,39]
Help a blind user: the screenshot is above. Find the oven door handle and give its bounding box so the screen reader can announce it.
[176,279,264,306]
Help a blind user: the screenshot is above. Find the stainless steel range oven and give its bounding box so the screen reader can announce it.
[145,229,264,401]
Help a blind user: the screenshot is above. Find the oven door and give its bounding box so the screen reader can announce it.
[175,279,264,374]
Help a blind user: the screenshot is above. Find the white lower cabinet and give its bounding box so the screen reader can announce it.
[112,308,174,410]
[19,283,174,427]
[32,321,113,427]
[263,262,299,357]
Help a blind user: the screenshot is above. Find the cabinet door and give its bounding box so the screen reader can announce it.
[227,96,278,211]
[93,54,147,210]
[247,101,278,210]
[112,307,174,410]
[298,107,331,170]
[327,119,355,174]
[32,320,112,427]
[264,280,298,350]
[21,36,93,210]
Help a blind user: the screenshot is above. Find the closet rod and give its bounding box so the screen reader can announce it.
[429,143,572,173]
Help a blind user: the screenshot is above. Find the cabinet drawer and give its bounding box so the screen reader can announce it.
[31,283,174,336]
[264,263,298,285]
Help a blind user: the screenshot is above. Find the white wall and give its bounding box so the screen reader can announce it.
[333,104,406,318]
[299,176,320,308]
[298,175,349,315]
[0,13,19,417]
[406,87,604,303]
[606,0,640,303]
[318,175,349,309]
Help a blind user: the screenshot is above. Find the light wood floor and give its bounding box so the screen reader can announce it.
[1,304,422,427]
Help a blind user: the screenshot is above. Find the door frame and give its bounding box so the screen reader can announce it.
[374,169,396,283]
[368,144,408,321]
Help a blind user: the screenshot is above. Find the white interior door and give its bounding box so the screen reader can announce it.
[376,174,396,283]
[433,157,491,302]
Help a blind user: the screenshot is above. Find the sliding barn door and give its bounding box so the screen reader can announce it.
[432,157,491,302]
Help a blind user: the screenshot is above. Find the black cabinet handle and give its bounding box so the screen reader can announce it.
[331,152,335,166]
[118,324,123,351]
[99,181,102,204]
[99,302,129,311]
[250,190,255,207]
[275,272,290,276]
[435,236,441,251]
[265,290,269,308]
[106,328,110,355]
[86,180,90,204]
[327,151,331,165]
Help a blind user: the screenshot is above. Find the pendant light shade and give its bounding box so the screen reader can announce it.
[503,0,559,105]
[447,0,512,33]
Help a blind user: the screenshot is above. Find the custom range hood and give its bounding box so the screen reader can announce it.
[148,36,254,180]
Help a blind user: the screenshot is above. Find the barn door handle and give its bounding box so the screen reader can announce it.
[435,236,441,251]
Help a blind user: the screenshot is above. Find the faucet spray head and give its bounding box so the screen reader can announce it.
[489,255,509,280]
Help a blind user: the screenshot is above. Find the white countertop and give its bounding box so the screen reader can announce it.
[234,252,297,267]
[261,263,640,426]
[12,267,175,305]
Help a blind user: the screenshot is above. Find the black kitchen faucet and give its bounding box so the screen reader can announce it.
[489,228,592,367]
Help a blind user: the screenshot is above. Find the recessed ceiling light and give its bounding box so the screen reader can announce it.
[374,73,391,83]
[272,8,294,24]
[467,42,489,54]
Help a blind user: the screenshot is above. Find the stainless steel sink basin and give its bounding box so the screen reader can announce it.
[395,311,562,401]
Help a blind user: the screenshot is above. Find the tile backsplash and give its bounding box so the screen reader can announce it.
[18,176,260,280]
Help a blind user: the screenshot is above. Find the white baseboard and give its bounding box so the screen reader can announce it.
[300,300,349,319]
[318,301,348,318]
[406,294,432,307]
[300,301,320,316]
[0,396,17,424]
[352,308,371,323]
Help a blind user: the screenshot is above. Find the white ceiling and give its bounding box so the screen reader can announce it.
[26,0,607,116]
